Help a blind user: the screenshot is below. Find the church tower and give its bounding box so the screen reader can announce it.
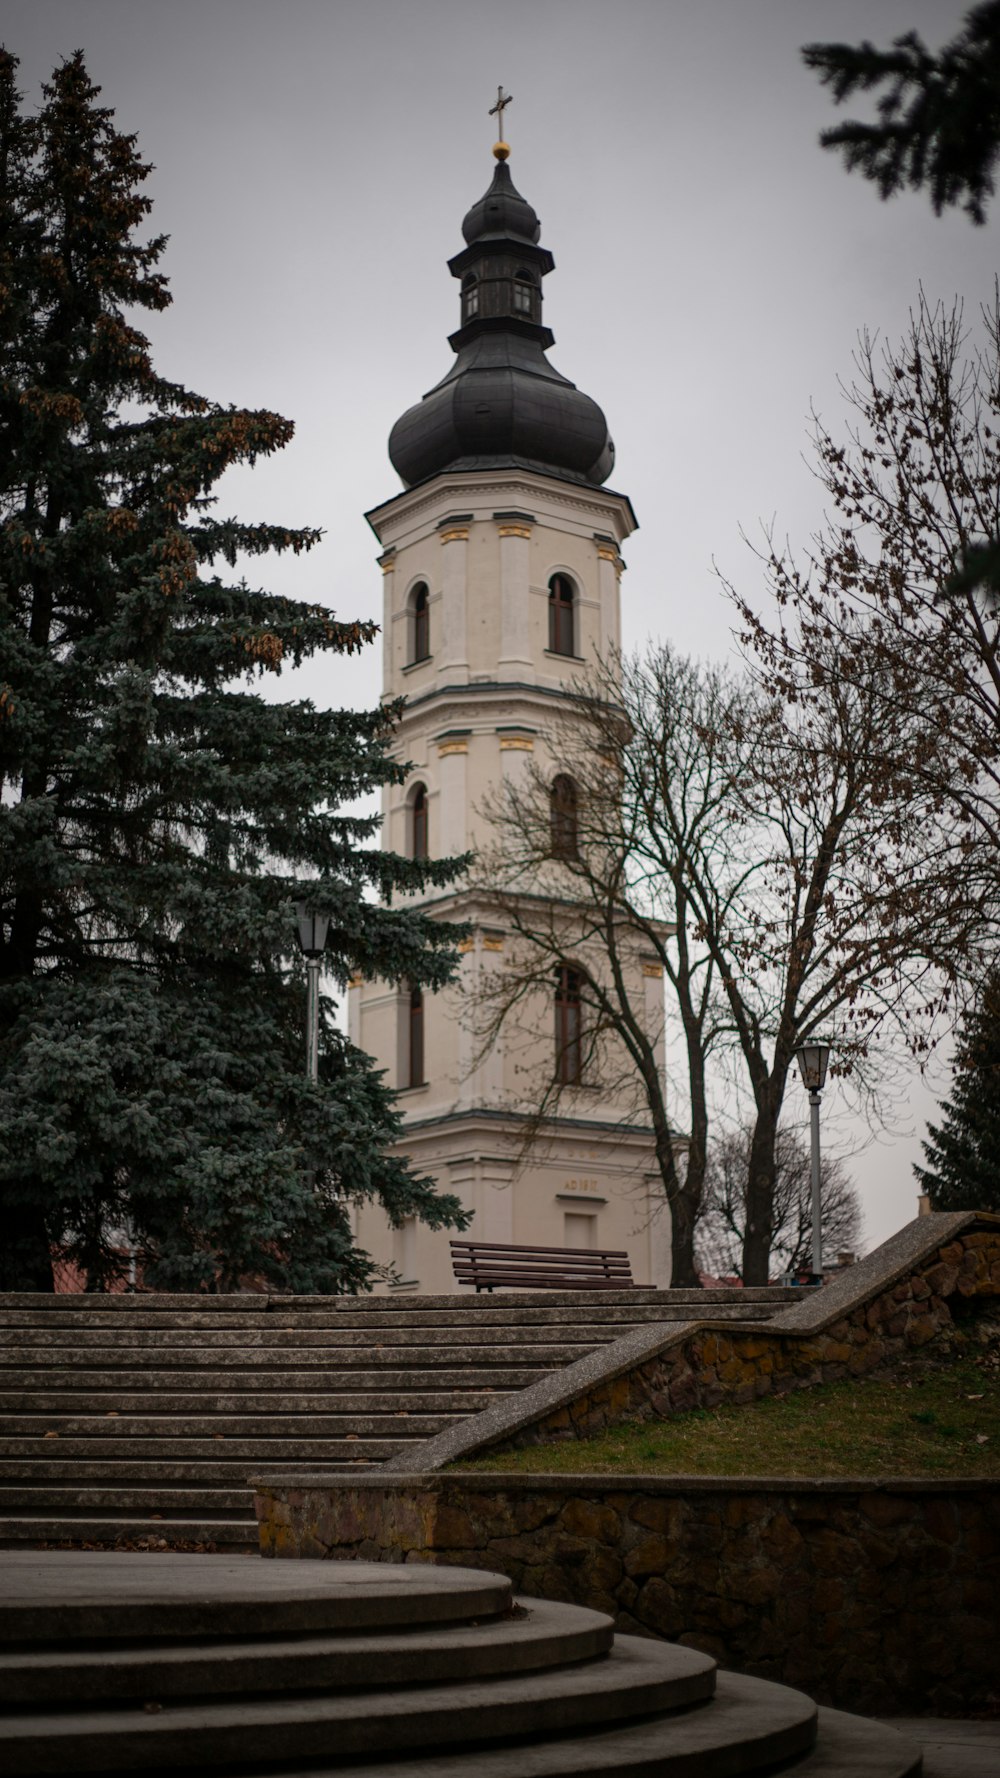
[351,122,671,1292]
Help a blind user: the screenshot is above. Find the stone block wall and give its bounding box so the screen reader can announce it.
[254,1473,1000,1716]
[494,1231,1000,1453]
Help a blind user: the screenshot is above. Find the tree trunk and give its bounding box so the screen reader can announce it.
[742,1097,780,1285]
[669,1186,702,1288]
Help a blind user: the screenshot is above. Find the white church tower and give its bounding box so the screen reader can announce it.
[352,117,671,1292]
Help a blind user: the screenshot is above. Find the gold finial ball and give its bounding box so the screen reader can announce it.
[493,140,510,161]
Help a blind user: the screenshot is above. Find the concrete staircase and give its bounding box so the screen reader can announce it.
[0,1287,794,1549]
[0,1549,921,1775]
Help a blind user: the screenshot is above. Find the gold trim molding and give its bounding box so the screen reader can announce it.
[499,735,534,751]
[482,935,505,952]
[366,474,633,541]
[437,739,469,756]
[438,527,470,545]
[497,524,532,539]
[642,962,664,979]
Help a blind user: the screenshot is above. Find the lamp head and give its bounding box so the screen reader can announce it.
[295,901,331,960]
[795,1041,831,1092]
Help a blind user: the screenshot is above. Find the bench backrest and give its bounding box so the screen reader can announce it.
[450,1238,637,1292]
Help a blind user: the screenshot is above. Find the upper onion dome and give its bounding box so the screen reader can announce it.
[388,153,615,490]
[460,159,541,247]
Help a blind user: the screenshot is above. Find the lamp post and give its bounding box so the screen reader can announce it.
[295,902,330,1083]
[794,1040,832,1281]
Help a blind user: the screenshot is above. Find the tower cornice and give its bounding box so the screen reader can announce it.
[366,466,638,550]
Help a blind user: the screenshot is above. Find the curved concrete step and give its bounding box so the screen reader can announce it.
[0,1636,718,1774]
[0,1552,513,1642]
[0,1552,922,1778]
[242,1684,918,1778]
[1,1597,615,1705]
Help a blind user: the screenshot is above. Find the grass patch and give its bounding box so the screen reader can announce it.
[452,1344,1000,1479]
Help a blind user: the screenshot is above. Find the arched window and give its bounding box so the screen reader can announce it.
[548,574,575,657]
[513,269,534,315]
[555,966,583,1085]
[411,784,428,860]
[462,273,479,321]
[409,582,430,663]
[550,774,578,857]
[408,985,425,1087]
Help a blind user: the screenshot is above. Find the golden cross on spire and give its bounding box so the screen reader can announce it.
[489,85,513,159]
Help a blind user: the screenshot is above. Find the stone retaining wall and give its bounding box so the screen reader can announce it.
[254,1473,1000,1716]
[356,1221,1000,1475]
[499,1231,1000,1453]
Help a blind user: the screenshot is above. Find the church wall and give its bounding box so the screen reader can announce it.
[376,476,628,704]
[353,1120,668,1296]
[352,464,672,1292]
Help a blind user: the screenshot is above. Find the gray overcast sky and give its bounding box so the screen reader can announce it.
[6,0,996,1249]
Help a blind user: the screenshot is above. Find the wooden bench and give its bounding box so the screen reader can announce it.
[450,1238,643,1293]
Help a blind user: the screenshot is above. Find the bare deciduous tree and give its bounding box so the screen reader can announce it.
[469,635,976,1285]
[696,1124,862,1280]
[467,659,738,1287]
[738,291,1000,886]
[617,638,975,1284]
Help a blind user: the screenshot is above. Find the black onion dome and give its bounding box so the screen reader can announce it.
[389,335,614,487]
[461,159,541,246]
[388,156,615,490]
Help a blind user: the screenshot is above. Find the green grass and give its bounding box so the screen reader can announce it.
[453,1346,1000,1479]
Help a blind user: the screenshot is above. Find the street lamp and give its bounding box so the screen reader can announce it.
[295,902,330,1083]
[794,1040,832,1281]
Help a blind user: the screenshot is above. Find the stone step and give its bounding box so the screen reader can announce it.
[0,1285,796,1553]
[0,1486,253,1511]
[1,1596,613,1705]
[0,1390,511,1414]
[0,1298,785,1330]
[0,1437,416,1460]
[0,1329,619,1354]
[0,1516,256,1549]
[0,1309,655,1330]
[0,1288,748,1316]
[1,1495,255,1514]
[1,1637,718,1773]
[0,1410,462,1437]
[0,1460,363,1483]
[0,1286,793,1309]
[0,1368,543,1392]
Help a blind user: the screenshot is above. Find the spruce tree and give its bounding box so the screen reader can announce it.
[803,2,1000,225]
[916,974,1000,1214]
[0,50,467,1292]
